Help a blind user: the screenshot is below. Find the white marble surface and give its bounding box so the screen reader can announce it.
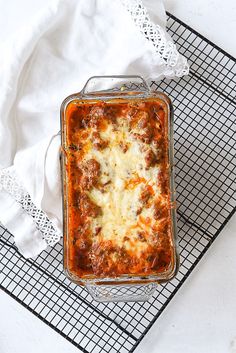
[0,1,236,353]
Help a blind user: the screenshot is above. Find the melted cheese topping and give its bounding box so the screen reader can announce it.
[84,119,160,254]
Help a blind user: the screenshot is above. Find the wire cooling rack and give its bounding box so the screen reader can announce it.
[0,12,235,353]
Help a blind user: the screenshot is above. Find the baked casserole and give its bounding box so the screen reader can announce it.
[61,76,178,293]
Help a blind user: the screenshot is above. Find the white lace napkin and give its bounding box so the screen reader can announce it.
[0,0,189,258]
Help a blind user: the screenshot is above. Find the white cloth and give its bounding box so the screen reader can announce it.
[0,0,189,258]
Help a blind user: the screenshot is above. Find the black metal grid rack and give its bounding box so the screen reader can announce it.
[0,12,235,353]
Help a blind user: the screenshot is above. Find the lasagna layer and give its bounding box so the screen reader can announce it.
[65,98,173,278]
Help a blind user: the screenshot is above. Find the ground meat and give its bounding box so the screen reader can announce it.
[153,136,164,151]
[153,198,168,220]
[68,143,79,151]
[91,131,108,150]
[104,105,121,124]
[136,207,142,215]
[94,227,102,236]
[80,159,101,190]
[158,169,169,195]
[72,222,90,243]
[158,221,170,239]
[154,148,164,164]
[139,185,152,205]
[91,241,136,276]
[90,106,104,117]
[144,126,154,142]
[74,240,92,271]
[82,106,104,128]
[91,241,117,276]
[77,238,89,250]
[137,231,146,242]
[119,141,128,153]
[145,149,156,169]
[86,157,100,175]
[127,107,138,125]
[132,114,154,144]
[79,175,88,190]
[79,193,102,218]
[152,137,166,164]
[132,127,153,144]
[129,111,154,144]
[123,236,130,242]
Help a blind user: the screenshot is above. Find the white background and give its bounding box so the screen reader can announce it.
[0,1,236,353]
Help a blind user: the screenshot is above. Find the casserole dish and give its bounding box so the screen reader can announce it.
[61,76,178,302]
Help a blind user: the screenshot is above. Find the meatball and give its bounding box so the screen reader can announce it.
[79,193,102,218]
[91,131,108,150]
[145,149,156,169]
[80,159,101,190]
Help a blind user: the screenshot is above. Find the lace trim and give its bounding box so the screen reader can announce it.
[0,167,61,246]
[120,0,189,77]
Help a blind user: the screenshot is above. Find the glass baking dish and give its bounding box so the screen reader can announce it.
[60,75,179,302]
